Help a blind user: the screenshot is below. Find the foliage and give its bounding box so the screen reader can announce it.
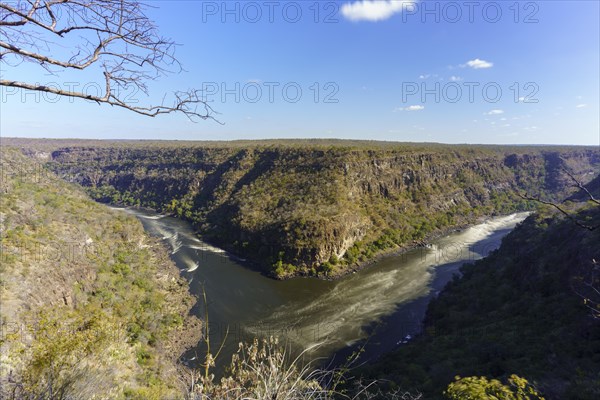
[19,308,126,399]
[444,375,544,400]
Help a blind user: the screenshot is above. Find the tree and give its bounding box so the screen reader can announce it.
[444,375,545,400]
[0,0,216,121]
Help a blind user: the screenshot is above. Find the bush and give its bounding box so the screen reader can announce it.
[444,375,545,400]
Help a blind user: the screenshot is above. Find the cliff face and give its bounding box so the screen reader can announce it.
[45,142,600,277]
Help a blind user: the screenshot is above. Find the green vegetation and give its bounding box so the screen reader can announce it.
[0,148,200,399]
[3,142,597,399]
[359,202,600,399]
[39,139,599,278]
[445,375,545,399]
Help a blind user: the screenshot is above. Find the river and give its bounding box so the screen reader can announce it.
[116,207,528,370]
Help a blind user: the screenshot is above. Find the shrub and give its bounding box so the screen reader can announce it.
[444,375,544,400]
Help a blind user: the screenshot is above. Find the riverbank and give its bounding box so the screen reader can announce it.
[280,211,528,282]
[148,236,203,361]
[325,220,477,281]
[326,213,529,369]
[114,204,529,283]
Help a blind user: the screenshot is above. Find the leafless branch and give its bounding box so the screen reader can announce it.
[563,168,600,206]
[0,0,219,122]
[1,78,218,121]
[571,259,600,319]
[517,192,599,231]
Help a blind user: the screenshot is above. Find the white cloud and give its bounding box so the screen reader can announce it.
[419,74,430,80]
[485,109,504,115]
[463,58,494,69]
[395,105,425,112]
[576,103,588,108]
[341,0,418,22]
[450,76,463,81]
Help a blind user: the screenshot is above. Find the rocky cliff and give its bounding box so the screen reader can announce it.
[39,140,600,278]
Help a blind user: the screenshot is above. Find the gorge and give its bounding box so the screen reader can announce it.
[2,139,599,399]
[119,205,529,372]
[40,140,600,279]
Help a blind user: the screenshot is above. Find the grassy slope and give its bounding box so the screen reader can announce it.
[0,147,200,399]
[359,201,600,399]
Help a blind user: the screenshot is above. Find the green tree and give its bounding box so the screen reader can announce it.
[445,375,544,400]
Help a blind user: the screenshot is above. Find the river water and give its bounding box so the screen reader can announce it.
[117,208,528,369]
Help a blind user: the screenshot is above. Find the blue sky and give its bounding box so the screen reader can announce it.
[1,0,599,145]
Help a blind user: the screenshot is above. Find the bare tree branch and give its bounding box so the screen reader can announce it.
[571,259,600,320]
[0,0,219,122]
[517,164,600,231]
[1,78,217,121]
[517,192,599,231]
[563,168,600,206]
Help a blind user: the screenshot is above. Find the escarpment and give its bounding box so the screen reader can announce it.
[45,142,600,278]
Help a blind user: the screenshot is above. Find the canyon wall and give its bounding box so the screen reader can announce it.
[45,142,600,277]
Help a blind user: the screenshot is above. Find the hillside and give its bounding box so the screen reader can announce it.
[358,195,600,399]
[32,140,599,279]
[0,147,201,399]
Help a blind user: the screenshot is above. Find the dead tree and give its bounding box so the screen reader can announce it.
[0,0,217,121]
